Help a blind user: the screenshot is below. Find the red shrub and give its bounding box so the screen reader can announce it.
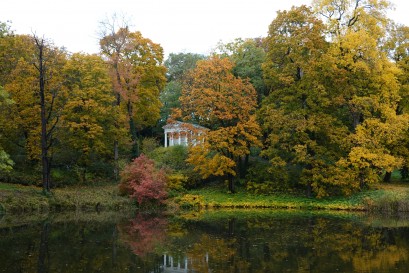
[119,154,168,205]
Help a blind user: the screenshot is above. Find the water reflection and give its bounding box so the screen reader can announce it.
[1,211,409,273]
[118,213,168,258]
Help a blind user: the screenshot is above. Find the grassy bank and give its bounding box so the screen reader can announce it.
[174,183,409,212]
[2,182,409,214]
[0,183,133,214]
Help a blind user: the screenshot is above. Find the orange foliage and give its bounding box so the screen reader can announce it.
[179,56,261,181]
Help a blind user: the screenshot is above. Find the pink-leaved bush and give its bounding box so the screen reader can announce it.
[119,154,168,206]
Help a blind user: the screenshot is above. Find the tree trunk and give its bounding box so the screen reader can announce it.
[383,171,392,183]
[113,140,119,181]
[401,167,409,181]
[228,173,235,193]
[352,111,362,131]
[359,175,366,190]
[306,182,312,198]
[127,100,139,158]
[113,67,121,181]
[37,38,50,193]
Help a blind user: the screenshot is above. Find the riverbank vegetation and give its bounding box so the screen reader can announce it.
[1,181,409,214]
[2,0,409,209]
[0,183,132,214]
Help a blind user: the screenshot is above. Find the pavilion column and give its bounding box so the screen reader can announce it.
[164,131,168,147]
[178,133,181,145]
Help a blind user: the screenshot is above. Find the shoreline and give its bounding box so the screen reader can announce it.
[1,183,409,215]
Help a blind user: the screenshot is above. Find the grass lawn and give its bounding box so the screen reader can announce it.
[174,183,409,212]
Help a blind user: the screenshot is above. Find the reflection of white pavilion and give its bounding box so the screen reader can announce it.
[162,121,208,148]
[162,254,209,273]
[162,255,188,272]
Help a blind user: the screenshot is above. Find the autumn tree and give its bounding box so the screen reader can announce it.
[260,2,409,196]
[314,0,409,190]
[178,56,261,192]
[61,53,119,181]
[260,5,344,196]
[99,19,166,163]
[2,34,66,191]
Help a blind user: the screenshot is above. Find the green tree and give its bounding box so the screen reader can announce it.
[0,86,13,172]
[158,53,205,132]
[215,38,267,103]
[164,52,205,82]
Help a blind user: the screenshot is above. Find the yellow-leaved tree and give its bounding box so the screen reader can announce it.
[61,53,121,182]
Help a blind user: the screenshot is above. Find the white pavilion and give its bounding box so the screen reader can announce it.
[162,121,208,147]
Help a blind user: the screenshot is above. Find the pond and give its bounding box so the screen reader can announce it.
[1,210,409,273]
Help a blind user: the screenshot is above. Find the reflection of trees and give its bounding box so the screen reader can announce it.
[187,234,238,273]
[37,221,50,273]
[118,213,168,257]
[166,215,409,273]
[2,213,409,272]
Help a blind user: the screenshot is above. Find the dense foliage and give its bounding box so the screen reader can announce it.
[1,0,409,199]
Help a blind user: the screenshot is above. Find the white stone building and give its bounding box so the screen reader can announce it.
[162,121,208,147]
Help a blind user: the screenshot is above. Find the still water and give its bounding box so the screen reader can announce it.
[1,210,409,273]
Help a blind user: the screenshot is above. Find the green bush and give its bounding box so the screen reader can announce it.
[148,145,200,188]
[245,160,289,194]
[149,145,189,170]
[141,137,160,156]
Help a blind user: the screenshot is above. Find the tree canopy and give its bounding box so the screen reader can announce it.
[178,56,261,192]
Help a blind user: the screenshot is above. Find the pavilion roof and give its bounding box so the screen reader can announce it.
[162,121,208,131]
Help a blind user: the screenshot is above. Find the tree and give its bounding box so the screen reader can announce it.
[159,53,205,125]
[61,53,119,181]
[312,0,390,39]
[164,52,205,82]
[260,5,343,196]
[260,3,408,197]
[383,23,409,179]
[214,38,267,103]
[314,0,409,190]
[3,35,66,191]
[33,36,67,192]
[178,56,261,192]
[0,86,13,172]
[99,20,166,162]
